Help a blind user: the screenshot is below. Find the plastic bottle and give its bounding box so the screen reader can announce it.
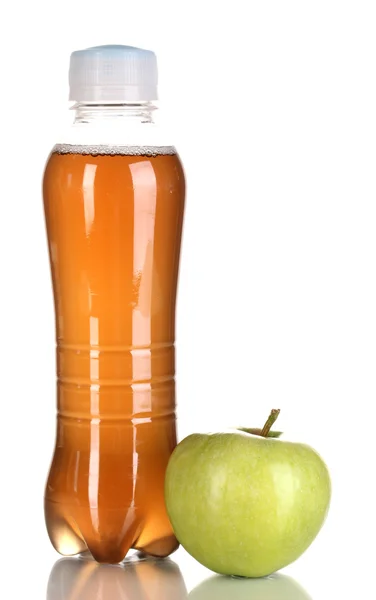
[43,45,185,563]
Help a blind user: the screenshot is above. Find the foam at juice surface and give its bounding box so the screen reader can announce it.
[53,144,176,157]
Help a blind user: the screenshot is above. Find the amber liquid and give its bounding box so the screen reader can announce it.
[43,145,185,563]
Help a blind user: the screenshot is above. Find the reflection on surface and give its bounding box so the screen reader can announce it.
[47,554,187,600]
[188,572,312,600]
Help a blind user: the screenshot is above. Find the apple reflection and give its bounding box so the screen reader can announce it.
[47,555,187,600]
[188,572,312,600]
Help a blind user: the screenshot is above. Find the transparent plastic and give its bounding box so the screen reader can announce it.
[43,102,185,563]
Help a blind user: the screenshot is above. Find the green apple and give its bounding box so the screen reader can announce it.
[165,410,331,578]
[189,573,312,600]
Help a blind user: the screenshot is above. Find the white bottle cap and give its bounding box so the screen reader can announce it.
[69,45,158,103]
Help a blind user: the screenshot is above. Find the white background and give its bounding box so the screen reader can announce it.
[0,1,375,598]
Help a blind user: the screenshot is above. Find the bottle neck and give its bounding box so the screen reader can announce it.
[72,102,156,126]
[59,101,170,147]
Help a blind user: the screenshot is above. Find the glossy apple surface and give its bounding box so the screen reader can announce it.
[165,429,331,577]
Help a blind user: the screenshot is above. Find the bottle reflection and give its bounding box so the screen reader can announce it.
[188,572,312,600]
[47,555,187,600]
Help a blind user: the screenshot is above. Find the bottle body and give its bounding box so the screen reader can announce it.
[43,138,185,563]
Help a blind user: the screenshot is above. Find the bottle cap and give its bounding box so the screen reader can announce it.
[69,44,158,102]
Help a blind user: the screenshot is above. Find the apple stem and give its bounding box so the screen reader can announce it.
[260,409,281,437]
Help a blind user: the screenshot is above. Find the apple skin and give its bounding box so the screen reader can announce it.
[188,572,312,600]
[165,431,331,578]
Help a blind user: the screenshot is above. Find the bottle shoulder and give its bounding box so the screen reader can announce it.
[54,120,176,149]
[43,143,185,190]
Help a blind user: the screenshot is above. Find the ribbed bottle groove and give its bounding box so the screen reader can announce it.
[57,341,174,351]
[58,408,176,421]
[57,343,175,390]
[58,374,175,387]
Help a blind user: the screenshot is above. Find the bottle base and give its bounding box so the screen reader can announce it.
[45,498,179,564]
